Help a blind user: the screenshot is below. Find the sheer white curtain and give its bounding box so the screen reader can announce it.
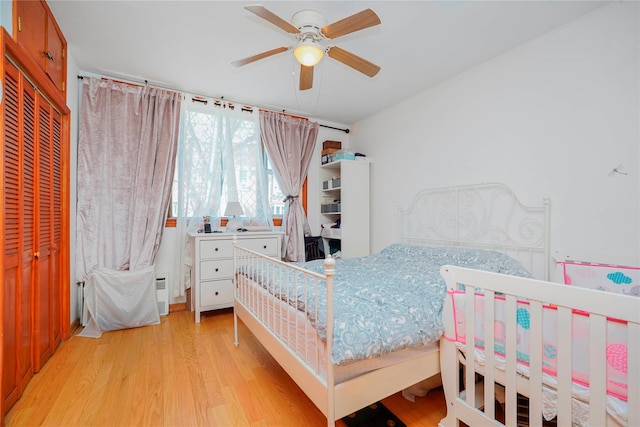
[173,101,272,297]
[76,77,181,279]
[259,110,319,262]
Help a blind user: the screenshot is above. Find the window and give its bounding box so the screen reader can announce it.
[171,100,287,226]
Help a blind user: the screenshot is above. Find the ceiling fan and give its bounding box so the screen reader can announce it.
[232,5,381,91]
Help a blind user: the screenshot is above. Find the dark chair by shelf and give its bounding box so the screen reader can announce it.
[304,236,325,261]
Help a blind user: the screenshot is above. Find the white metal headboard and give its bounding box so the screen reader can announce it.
[399,183,550,280]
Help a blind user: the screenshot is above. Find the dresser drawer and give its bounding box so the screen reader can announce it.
[200,279,234,308]
[239,237,279,257]
[200,239,233,259]
[200,259,233,280]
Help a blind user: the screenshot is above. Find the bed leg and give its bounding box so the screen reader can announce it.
[439,339,460,427]
[233,307,239,347]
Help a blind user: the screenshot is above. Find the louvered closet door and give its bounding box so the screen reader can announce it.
[2,60,36,413]
[33,93,63,372]
[50,104,63,349]
[35,95,54,370]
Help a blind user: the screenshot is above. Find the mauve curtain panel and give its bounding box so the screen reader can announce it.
[76,77,182,281]
[259,110,318,261]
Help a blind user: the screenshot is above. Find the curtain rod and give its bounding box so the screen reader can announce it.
[77,74,350,133]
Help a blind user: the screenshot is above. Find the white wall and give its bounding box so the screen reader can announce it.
[351,2,639,265]
[0,1,12,32]
[66,52,80,323]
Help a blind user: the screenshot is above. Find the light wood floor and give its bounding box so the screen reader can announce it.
[6,309,447,427]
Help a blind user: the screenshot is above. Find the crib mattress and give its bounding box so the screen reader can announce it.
[449,290,629,426]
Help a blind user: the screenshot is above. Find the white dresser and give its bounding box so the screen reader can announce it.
[190,231,282,322]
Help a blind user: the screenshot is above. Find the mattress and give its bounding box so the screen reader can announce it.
[236,273,439,384]
[240,243,532,366]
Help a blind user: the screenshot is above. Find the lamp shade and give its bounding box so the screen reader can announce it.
[293,41,324,67]
[224,201,244,217]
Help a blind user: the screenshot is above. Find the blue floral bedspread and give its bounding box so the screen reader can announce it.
[241,243,530,366]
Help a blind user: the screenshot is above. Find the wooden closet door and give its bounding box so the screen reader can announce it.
[2,59,35,413]
[35,95,53,370]
[20,66,37,392]
[2,54,23,414]
[50,107,63,348]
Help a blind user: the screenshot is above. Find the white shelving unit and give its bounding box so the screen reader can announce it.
[319,159,370,258]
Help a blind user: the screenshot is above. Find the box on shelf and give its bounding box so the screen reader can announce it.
[321,148,340,155]
[322,180,330,190]
[331,178,341,188]
[322,140,342,150]
[320,202,340,213]
[322,153,336,164]
[335,152,355,161]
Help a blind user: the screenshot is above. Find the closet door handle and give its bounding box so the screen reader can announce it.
[33,252,40,258]
[43,50,55,61]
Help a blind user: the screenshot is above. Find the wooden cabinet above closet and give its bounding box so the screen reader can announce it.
[13,0,67,95]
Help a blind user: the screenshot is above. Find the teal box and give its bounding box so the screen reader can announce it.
[334,152,355,161]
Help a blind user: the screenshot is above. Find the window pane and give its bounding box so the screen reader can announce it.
[172,103,286,224]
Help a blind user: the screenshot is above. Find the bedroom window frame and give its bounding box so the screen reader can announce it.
[165,148,306,228]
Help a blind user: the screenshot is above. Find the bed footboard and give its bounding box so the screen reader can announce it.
[233,241,340,425]
[439,265,639,427]
[232,242,443,426]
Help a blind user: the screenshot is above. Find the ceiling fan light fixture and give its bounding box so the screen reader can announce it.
[294,41,324,66]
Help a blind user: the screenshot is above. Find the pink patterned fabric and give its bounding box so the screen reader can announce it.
[560,261,640,297]
[447,290,629,400]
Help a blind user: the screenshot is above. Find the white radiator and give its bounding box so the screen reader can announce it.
[155,273,169,316]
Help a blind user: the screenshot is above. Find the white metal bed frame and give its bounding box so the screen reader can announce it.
[232,182,550,426]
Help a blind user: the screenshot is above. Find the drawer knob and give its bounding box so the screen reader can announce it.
[215,248,219,251]
[263,245,267,249]
[215,268,219,272]
[215,291,219,296]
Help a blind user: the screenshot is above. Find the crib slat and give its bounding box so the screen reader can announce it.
[555,306,573,426]
[588,314,607,426]
[628,322,640,427]
[504,295,517,427]
[484,291,496,420]
[464,286,477,409]
[528,300,543,427]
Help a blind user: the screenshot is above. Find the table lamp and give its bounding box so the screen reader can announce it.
[224,201,244,231]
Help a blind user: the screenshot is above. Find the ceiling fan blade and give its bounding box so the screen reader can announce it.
[232,46,289,67]
[327,46,380,77]
[300,65,314,90]
[321,8,381,39]
[245,5,300,34]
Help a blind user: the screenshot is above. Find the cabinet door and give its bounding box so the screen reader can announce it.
[19,67,37,394]
[51,109,62,347]
[2,56,23,414]
[15,0,67,94]
[46,14,65,92]
[2,59,36,413]
[15,0,47,69]
[35,96,53,371]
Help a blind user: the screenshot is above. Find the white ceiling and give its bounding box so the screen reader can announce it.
[48,1,607,125]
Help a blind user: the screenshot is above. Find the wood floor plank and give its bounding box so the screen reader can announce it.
[5,310,447,426]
